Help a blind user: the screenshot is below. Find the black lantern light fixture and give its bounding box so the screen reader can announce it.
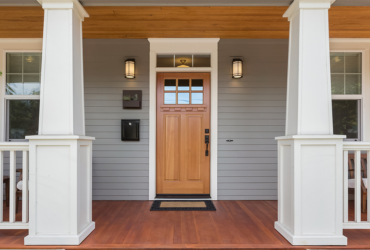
[125,58,135,79]
[232,59,243,79]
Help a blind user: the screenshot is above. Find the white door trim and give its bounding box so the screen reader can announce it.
[148,38,220,200]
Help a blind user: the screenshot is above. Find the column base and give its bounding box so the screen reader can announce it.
[24,222,95,245]
[275,222,347,246]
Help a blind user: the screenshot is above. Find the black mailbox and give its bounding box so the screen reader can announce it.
[121,119,140,141]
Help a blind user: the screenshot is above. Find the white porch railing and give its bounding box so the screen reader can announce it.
[343,142,370,229]
[0,142,29,229]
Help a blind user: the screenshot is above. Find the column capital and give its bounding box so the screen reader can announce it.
[284,0,335,21]
[37,0,89,21]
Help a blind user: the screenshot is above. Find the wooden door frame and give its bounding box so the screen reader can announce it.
[148,38,219,200]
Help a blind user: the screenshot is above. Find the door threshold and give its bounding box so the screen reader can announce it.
[156,194,211,199]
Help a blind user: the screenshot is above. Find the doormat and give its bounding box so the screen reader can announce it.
[150,200,216,211]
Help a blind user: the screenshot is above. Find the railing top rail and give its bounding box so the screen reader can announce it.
[0,142,29,151]
[343,141,370,151]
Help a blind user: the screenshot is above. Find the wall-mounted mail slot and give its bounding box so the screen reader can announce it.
[121,119,140,141]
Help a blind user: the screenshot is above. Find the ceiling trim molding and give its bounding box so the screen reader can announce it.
[0,0,369,7]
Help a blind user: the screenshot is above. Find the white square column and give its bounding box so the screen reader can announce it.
[275,0,347,246]
[25,0,95,245]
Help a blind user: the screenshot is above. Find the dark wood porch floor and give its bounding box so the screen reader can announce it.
[1,200,370,249]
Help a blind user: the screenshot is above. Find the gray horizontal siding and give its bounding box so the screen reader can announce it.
[217,39,288,200]
[84,39,149,200]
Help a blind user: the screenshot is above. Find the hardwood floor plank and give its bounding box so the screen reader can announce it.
[192,211,223,244]
[180,210,199,244]
[209,201,241,244]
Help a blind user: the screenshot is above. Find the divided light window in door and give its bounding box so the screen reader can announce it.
[164,79,204,105]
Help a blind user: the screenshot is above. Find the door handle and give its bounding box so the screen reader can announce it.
[205,135,209,156]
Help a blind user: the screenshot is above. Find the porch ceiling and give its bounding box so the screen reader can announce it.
[0,6,369,39]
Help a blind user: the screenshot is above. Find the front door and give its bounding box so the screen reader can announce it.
[156,73,210,195]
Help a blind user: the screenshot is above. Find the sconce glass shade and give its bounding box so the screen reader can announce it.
[125,59,135,79]
[232,59,243,78]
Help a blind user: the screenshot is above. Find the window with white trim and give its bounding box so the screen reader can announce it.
[331,52,362,141]
[5,52,41,141]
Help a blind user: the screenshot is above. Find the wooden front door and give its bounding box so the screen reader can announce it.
[156,73,210,195]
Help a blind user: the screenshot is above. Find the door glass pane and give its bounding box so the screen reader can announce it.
[332,100,358,139]
[192,79,203,91]
[191,93,203,104]
[23,53,41,73]
[178,93,189,104]
[331,74,344,94]
[164,79,176,91]
[6,75,23,95]
[24,75,41,95]
[193,55,210,67]
[6,53,22,73]
[175,55,192,67]
[330,53,344,73]
[157,55,174,67]
[178,79,189,91]
[8,100,40,140]
[345,53,362,73]
[164,93,176,104]
[345,75,362,94]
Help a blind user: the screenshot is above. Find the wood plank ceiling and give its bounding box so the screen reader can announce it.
[0,6,369,39]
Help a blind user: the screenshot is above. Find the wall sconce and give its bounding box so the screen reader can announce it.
[125,59,135,79]
[232,59,243,79]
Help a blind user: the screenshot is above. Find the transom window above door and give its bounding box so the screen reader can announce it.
[157,54,211,68]
[164,79,204,105]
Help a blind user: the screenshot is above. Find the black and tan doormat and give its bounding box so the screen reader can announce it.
[150,200,216,211]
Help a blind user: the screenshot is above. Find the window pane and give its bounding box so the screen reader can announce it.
[6,75,23,95]
[345,53,361,73]
[178,79,189,91]
[6,53,22,73]
[332,100,358,139]
[345,74,362,94]
[164,79,176,91]
[192,79,203,91]
[23,53,41,73]
[193,55,210,67]
[330,53,344,73]
[192,93,203,104]
[157,55,174,67]
[178,93,189,104]
[175,55,192,67]
[9,100,39,140]
[164,93,176,104]
[24,75,41,95]
[331,74,344,94]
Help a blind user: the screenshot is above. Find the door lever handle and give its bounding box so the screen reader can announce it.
[205,135,209,156]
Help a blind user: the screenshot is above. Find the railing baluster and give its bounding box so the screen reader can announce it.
[343,150,349,223]
[9,150,16,223]
[0,151,3,223]
[22,150,28,223]
[355,150,362,222]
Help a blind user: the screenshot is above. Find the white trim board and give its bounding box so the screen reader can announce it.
[148,38,220,200]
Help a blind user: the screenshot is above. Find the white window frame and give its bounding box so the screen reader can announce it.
[1,50,41,142]
[331,49,366,141]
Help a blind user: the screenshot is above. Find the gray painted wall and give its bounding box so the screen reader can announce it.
[2,39,288,201]
[83,39,150,200]
[217,39,288,200]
